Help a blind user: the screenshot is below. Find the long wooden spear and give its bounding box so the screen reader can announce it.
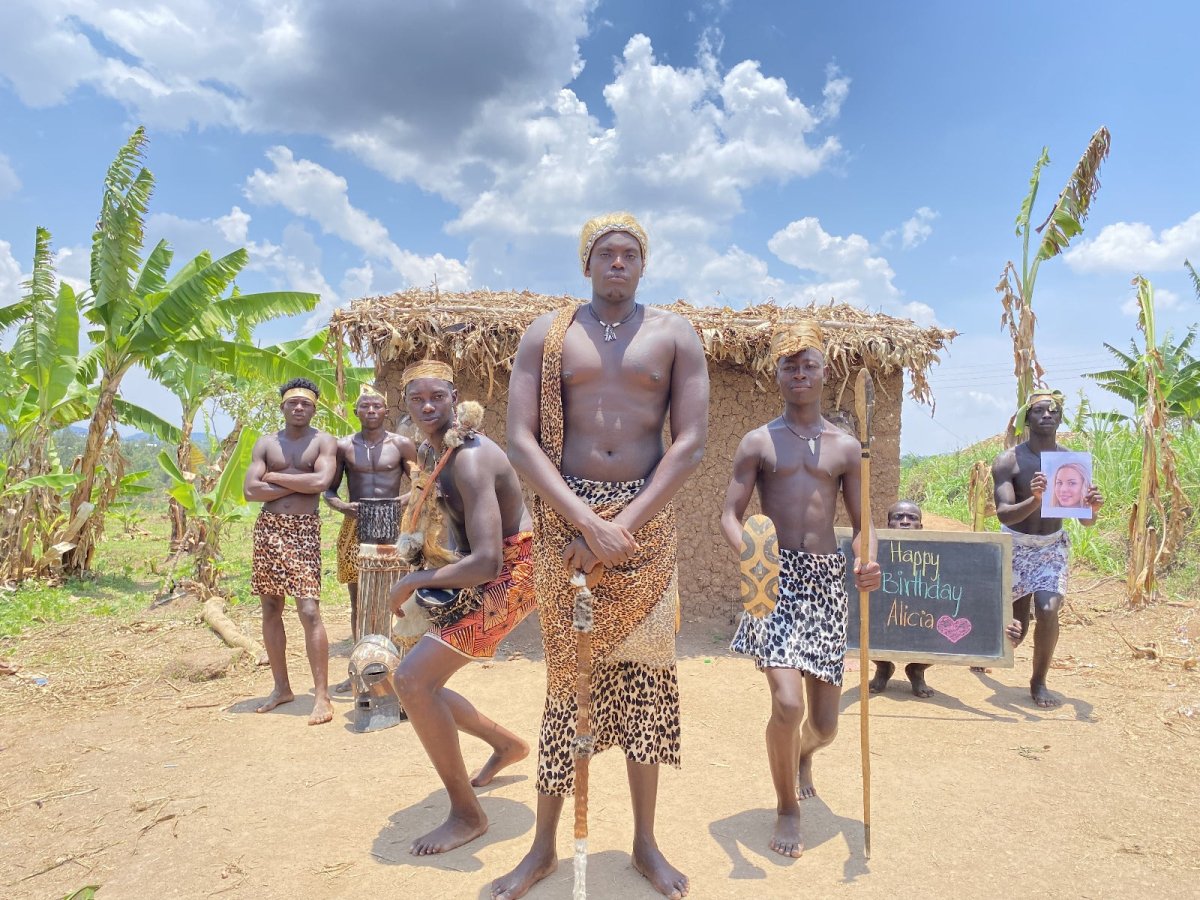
[570,570,597,899]
[854,367,875,859]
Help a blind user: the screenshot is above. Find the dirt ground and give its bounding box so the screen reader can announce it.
[2,578,1198,900]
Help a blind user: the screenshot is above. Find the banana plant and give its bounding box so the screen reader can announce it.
[63,128,317,573]
[996,126,1111,444]
[157,427,259,593]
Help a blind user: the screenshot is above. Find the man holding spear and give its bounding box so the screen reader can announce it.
[720,324,879,858]
[495,212,708,900]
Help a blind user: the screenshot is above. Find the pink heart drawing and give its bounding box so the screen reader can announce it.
[936,615,972,644]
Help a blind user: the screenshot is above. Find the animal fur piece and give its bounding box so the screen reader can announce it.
[392,595,432,644]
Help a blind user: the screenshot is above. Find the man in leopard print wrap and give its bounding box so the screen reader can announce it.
[243,378,339,725]
[494,213,708,900]
[721,323,880,858]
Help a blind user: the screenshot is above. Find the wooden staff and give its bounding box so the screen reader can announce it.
[569,571,596,900]
[854,367,875,859]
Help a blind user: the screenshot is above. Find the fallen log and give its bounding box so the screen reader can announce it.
[202,596,268,666]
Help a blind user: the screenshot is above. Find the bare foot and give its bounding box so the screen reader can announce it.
[334,677,352,694]
[769,809,804,858]
[632,841,689,898]
[796,754,817,801]
[868,661,893,694]
[1031,682,1061,709]
[472,737,530,787]
[970,666,991,674]
[308,694,333,725]
[410,811,488,855]
[255,688,294,714]
[491,846,557,899]
[906,663,934,698]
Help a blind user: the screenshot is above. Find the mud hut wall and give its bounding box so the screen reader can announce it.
[376,361,902,621]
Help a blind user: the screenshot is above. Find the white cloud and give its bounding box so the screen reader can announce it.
[1065,212,1200,273]
[0,154,19,198]
[0,239,24,309]
[1120,286,1183,316]
[884,207,938,249]
[243,147,469,291]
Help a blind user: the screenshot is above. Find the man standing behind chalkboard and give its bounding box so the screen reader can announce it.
[991,389,1104,708]
[721,322,880,859]
[868,501,936,698]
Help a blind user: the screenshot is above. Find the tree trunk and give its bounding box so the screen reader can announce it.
[168,416,195,550]
[63,381,120,575]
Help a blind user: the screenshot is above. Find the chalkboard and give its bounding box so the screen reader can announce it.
[835,528,1014,667]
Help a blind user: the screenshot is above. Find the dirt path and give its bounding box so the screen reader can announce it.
[2,587,1197,899]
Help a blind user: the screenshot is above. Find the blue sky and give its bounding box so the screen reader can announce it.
[2,1,1198,454]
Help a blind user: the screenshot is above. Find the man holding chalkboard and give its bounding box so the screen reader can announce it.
[868,500,937,698]
[991,389,1104,708]
[721,322,879,859]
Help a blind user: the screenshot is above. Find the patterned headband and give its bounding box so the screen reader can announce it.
[578,212,649,275]
[401,360,455,390]
[771,323,827,360]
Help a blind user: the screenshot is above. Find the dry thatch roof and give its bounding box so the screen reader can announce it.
[330,288,957,404]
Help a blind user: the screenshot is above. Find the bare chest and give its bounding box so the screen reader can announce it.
[560,323,673,396]
[266,433,319,471]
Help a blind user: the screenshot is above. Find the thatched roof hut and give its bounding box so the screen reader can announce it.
[332,289,956,619]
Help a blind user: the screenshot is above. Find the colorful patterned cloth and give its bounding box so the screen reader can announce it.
[1004,525,1070,599]
[250,511,322,599]
[731,547,848,685]
[429,532,536,659]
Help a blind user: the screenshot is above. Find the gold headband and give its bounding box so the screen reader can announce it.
[401,360,454,390]
[282,387,317,403]
[771,323,826,360]
[356,383,388,405]
[579,212,649,275]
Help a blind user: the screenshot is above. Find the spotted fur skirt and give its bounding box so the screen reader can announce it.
[532,477,682,797]
[250,511,322,600]
[731,547,848,686]
[1004,525,1070,600]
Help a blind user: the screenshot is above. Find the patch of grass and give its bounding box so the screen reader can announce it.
[1,504,349,644]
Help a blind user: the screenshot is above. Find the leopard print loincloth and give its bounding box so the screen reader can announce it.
[251,511,323,599]
[731,547,848,686]
[1003,525,1070,600]
[335,515,358,584]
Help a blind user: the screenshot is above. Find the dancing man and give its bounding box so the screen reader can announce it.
[243,378,339,725]
[991,389,1103,708]
[494,212,708,900]
[388,361,537,855]
[720,324,880,858]
[325,384,416,692]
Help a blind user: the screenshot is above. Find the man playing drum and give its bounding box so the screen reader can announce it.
[324,385,416,692]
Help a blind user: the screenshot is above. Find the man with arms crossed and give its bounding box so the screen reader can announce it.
[243,378,339,725]
[721,323,880,858]
[325,385,416,692]
[386,361,536,855]
[991,389,1103,708]
[494,212,708,900]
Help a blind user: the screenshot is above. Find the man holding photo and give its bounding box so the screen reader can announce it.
[991,390,1104,708]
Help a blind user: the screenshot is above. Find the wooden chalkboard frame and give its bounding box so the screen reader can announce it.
[835,527,1015,668]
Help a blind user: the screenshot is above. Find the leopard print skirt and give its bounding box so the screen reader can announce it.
[533,477,681,796]
[250,511,322,600]
[730,547,848,686]
[335,515,358,584]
